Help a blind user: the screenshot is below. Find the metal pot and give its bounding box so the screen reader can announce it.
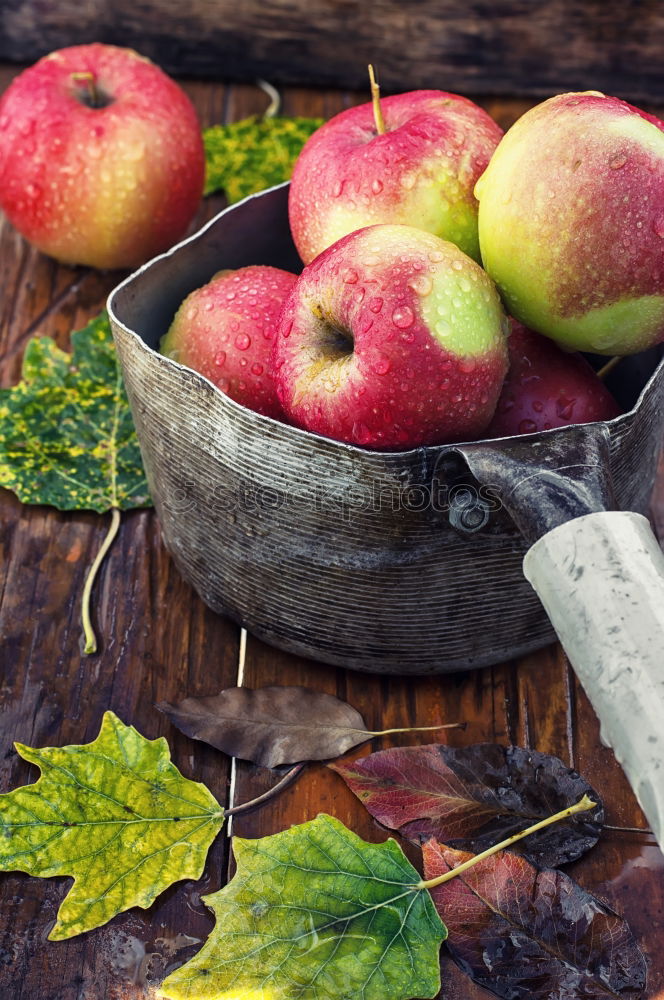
[108,184,664,844]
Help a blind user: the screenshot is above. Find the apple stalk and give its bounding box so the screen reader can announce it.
[368,64,386,135]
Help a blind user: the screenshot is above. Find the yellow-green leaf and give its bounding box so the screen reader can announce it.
[0,311,151,513]
[203,115,323,201]
[0,712,224,939]
[160,813,445,1000]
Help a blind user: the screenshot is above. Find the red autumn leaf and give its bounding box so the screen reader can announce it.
[422,838,646,999]
[331,743,603,867]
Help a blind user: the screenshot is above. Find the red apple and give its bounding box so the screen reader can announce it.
[273,224,509,450]
[0,44,205,269]
[161,265,297,419]
[289,90,503,266]
[486,322,621,437]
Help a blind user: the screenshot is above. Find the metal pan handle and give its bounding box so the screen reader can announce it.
[523,510,664,846]
[456,426,664,848]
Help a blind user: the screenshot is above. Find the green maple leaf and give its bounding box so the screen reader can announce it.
[0,310,149,513]
[0,711,224,940]
[159,813,446,1000]
[203,115,323,201]
[0,311,151,652]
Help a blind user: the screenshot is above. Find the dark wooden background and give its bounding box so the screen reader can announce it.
[1,1,664,101]
[1,68,663,1000]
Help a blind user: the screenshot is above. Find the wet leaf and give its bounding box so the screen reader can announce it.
[332,743,603,867]
[422,838,646,999]
[159,813,445,1000]
[203,115,323,201]
[0,712,224,939]
[157,685,453,768]
[0,311,151,513]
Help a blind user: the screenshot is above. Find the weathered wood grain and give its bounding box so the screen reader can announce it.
[0,76,239,1000]
[0,71,663,1000]
[2,2,664,102]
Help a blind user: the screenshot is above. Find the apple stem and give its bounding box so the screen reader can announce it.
[597,356,622,380]
[82,506,121,655]
[368,64,386,135]
[415,794,597,890]
[258,79,281,119]
[71,71,100,108]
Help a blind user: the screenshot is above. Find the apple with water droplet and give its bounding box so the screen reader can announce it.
[289,86,502,266]
[476,92,664,355]
[0,43,205,269]
[272,224,509,450]
[161,265,297,419]
[486,322,621,438]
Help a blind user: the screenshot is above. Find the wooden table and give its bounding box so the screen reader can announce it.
[1,68,663,1000]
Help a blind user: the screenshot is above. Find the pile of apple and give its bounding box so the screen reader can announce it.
[2,47,662,450]
[163,80,664,449]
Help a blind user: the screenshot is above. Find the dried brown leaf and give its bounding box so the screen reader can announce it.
[157,686,452,768]
[422,838,646,999]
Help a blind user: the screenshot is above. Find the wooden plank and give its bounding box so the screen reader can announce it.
[0,78,240,1000]
[2,2,664,102]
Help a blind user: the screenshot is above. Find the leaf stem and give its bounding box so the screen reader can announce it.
[597,356,622,380]
[368,722,464,737]
[368,64,386,135]
[82,507,121,655]
[257,79,281,119]
[226,763,305,816]
[416,794,597,890]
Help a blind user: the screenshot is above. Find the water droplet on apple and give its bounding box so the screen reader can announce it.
[609,152,628,170]
[371,178,383,194]
[451,259,464,271]
[372,355,391,375]
[360,316,374,334]
[556,397,577,420]
[401,330,415,343]
[369,297,383,313]
[408,274,433,296]
[353,422,373,445]
[251,362,264,375]
[532,400,544,413]
[400,174,416,190]
[235,332,251,350]
[332,180,344,197]
[343,268,359,284]
[282,319,294,338]
[214,351,226,367]
[653,215,664,238]
[392,305,414,328]
[459,357,477,373]
[435,321,451,338]
[127,142,146,162]
[217,377,230,393]
[519,419,538,434]
[429,250,445,263]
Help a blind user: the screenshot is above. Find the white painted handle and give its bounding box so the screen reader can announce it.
[523,511,664,847]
